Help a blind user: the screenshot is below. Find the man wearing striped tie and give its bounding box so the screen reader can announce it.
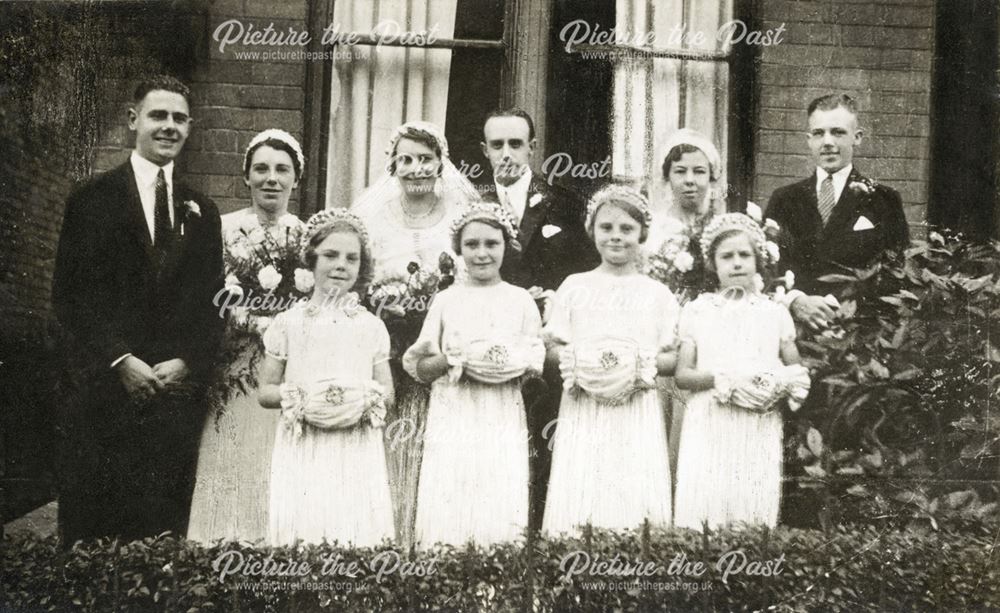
[766,93,909,329]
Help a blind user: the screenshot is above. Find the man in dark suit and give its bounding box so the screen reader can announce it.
[52,75,223,545]
[481,108,600,291]
[766,94,909,329]
[479,108,599,530]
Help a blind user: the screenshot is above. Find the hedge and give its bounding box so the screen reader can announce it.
[4,524,999,612]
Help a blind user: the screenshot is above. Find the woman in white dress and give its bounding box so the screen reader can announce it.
[187,129,305,544]
[258,209,395,546]
[542,186,679,535]
[645,129,725,481]
[403,201,543,546]
[646,128,724,256]
[352,121,479,281]
[351,121,479,547]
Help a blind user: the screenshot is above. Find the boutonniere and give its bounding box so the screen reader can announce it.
[177,200,201,236]
[528,193,544,208]
[848,179,876,195]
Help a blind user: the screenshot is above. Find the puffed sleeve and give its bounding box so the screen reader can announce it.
[372,317,391,365]
[402,289,447,381]
[519,288,542,338]
[677,299,701,345]
[776,302,797,343]
[656,283,681,351]
[262,310,289,360]
[518,287,545,375]
[542,277,575,345]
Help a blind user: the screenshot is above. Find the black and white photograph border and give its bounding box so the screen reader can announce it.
[2,0,999,611]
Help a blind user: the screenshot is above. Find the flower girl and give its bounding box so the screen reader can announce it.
[258,209,395,546]
[542,185,679,534]
[403,200,544,546]
[673,213,810,529]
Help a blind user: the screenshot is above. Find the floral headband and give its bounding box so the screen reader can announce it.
[385,120,451,160]
[245,128,305,175]
[450,200,520,243]
[699,212,770,263]
[585,185,654,230]
[301,208,371,261]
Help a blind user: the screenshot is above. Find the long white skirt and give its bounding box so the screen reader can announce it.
[543,388,672,535]
[414,380,529,547]
[269,422,394,547]
[673,391,782,530]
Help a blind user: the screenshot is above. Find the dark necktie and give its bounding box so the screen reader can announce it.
[153,168,173,265]
[817,173,836,225]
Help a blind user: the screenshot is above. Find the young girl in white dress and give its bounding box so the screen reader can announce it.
[542,186,680,534]
[258,209,395,546]
[673,213,810,529]
[404,201,544,546]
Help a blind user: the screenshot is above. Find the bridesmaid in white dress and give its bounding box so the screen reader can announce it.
[404,201,543,546]
[258,209,395,547]
[543,186,679,535]
[187,129,305,544]
[673,213,808,529]
[351,122,479,547]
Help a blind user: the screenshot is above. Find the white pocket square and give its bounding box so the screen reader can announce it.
[541,224,562,238]
[853,216,875,231]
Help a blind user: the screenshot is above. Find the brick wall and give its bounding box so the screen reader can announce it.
[754,0,934,230]
[92,1,310,217]
[0,115,73,341]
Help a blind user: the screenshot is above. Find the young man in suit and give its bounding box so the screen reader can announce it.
[52,75,224,545]
[482,108,600,291]
[766,94,909,329]
[479,108,600,530]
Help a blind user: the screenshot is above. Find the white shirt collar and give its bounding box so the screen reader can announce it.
[131,150,174,187]
[130,151,176,238]
[815,164,852,203]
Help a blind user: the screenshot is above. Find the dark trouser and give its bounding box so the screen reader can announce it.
[58,377,206,547]
[524,362,562,533]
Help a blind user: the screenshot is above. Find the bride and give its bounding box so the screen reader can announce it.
[351,120,479,547]
[353,121,479,281]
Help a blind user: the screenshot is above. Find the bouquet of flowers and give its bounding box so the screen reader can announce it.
[644,213,714,304]
[646,203,795,302]
[223,215,313,332]
[364,252,456,361]
[208,215,312,422]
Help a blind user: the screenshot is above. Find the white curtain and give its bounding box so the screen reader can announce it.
[612,0,732,217]
[325,0,459,210]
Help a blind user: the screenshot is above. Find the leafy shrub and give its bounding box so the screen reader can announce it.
[4,526,998,612]
[784,232,1000,531]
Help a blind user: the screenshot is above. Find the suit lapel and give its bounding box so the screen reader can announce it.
[518,178,547,251]
[822,168,863,241]
[122,163,155,264]
[794,176,824,239]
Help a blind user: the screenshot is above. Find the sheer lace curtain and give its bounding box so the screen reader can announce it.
[612,0,732,218]
[325,0,458,210]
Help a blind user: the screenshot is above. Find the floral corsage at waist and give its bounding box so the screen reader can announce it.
[559,336,658,405]
[279,378,388,438]
[712,364,811,414]
[403,333,545,385]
